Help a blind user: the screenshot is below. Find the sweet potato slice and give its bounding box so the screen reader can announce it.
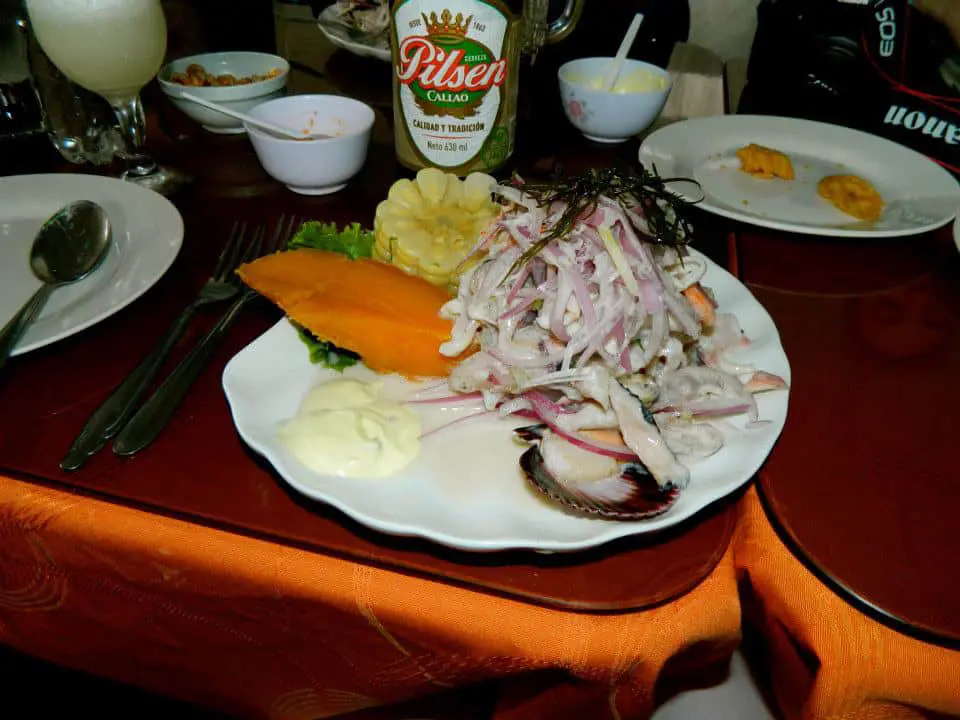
[238,249,466,377]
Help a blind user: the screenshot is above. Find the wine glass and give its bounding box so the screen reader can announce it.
[25,0,183,193]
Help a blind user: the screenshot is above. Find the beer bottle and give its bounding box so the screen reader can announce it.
[391,0,582,175]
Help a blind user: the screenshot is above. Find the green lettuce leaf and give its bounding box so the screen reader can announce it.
[287,220,374,259]
[295,328,362,371]
[285,221,374,371]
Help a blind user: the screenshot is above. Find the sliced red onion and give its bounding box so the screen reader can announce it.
[612,221,643,260]
[407,392,484,405]
[655,401,753,419]
[549,271,572,341]
[499,293,538,321]
[505,262,533,304]
[510,410,637,461]
[420,409,493,439]
[501,217,536,249]
[564,264,598,330]
[617,331,633,374]
[661,285,702,338]
[638,276,663,313]
[657,366,759,421]
[523,390,577,417]
[632,305,668,370]
[497,396,533,417]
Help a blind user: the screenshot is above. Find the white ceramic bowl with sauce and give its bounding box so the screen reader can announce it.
[244,94,375,195]
[558,57,673,144]
[158,51,289,134]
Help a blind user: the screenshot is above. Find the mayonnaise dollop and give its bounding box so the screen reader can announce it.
[568,69,669,94]
[278,378,421,478]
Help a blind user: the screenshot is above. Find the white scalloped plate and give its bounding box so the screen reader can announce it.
[223,251,790,552]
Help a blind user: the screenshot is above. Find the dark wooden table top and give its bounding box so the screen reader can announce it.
[0,62,740,613]
[3,44,958,641]
[738,223,960,648]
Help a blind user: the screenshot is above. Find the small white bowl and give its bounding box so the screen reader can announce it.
[158,51,289,134]
[558,58,673,144]
[244,94,374,195]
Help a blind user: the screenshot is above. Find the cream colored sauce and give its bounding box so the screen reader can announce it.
[568,69,669,94]
[278,378,421,478]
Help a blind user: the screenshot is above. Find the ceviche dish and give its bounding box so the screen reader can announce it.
[236,166,789,523]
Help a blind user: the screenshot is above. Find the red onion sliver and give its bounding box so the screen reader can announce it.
[510,406,637,461]
[407,392,484,405]
[420,409,493,439]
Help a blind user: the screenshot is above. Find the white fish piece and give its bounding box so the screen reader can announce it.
[608,379,690,489]
[555,402,618,431]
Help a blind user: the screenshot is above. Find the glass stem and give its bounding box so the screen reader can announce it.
[112,94,157,178]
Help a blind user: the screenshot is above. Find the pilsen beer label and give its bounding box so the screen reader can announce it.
[394,1,510,170]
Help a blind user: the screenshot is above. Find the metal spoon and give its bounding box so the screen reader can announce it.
[0,200,111,370]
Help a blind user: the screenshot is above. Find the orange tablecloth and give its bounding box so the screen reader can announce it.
[734,486,960,719]
[0,475,741,720]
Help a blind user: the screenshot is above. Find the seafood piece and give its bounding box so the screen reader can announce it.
[745,370,788,394]
[663,255,706,291]
[656,366,759,421]
[431,168,790,521]
[657,416,725,460]
[448,350,510,395]
[619,373,660,406]
[608,379,690,489]
[555,402,618,432]
[682,283,716,327]
[570,363,612,408]
[736,144,795,180]
[817,174,884,221]
[516,426,679,521]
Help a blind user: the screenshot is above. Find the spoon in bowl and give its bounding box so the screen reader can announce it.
[179,91,334,140]
[603,13,645,92]
[0,200,112,371]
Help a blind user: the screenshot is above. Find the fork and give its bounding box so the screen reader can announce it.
[60,222,253,471]
[112,215,300,458]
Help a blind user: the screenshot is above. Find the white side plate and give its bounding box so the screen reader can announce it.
[639,115,960,238]
[0,174,183,356]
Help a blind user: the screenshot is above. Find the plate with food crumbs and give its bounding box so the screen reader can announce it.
[639,115,960,237]
[317,4,391,62]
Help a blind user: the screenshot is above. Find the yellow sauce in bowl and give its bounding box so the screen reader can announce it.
[567,68,669,95]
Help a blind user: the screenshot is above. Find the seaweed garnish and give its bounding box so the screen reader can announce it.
[499,166,701,273]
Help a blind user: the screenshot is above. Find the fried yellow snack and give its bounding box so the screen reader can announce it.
[817,174,884,221]
[736,143,795,181]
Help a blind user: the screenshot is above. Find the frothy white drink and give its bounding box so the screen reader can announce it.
[27,0,166,103]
